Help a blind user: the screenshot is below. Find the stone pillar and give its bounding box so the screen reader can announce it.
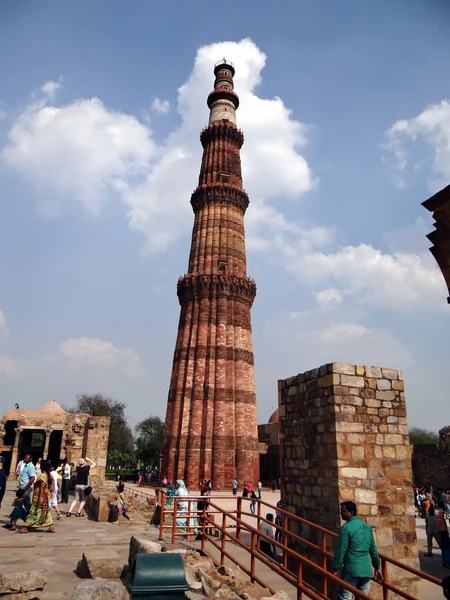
[43,428,53,459]
[279,362,419,599]
[10,428,22,471]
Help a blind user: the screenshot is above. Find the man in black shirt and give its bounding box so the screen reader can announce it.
[67,456,96,517]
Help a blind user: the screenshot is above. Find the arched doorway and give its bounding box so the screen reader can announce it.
[18,429,45,463]
[48,430,63,466]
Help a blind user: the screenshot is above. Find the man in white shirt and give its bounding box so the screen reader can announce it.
[260,513,275,558]
[257,480,262,499]
[61,460,71,504]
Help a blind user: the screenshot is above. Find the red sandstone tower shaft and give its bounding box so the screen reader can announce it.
[162,60,260,490]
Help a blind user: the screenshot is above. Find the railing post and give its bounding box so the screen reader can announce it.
[187,499,191,539]
[172,497,177,544]
[221,512,227,565]
[283,515,288,569]
[158,493,165,540]
[297,559,303,600]
[321,531,328,598]
[381,556,389,600]
[200,501,207,553]
[251,530,256,583]
[237,496,242,542]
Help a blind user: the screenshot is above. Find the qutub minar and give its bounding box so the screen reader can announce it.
[162,60,260,490]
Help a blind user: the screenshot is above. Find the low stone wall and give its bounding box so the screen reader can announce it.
[85,493,112,522]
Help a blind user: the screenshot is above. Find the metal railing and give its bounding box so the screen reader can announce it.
[157,491,442,600]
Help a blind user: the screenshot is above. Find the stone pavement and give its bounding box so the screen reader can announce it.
[0,482,445,599]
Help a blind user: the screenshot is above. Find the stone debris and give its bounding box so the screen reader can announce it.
[76,550,124,580]
[128,535,162,567]
[0,567,47,596]
[68,580,128,600]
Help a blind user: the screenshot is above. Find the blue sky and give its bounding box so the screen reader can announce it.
[0,0,449,431]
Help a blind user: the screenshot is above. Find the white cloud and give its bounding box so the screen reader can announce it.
[384,99,450,191]
[282,241,445,312]
[56,337,144,378]
[0,355,17,376]
[1,38,314,254]
[151,98,170,114]
[1,83,157,217]
[314,288,343,309]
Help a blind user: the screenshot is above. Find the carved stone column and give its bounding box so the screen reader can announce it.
[10,427,22,472]
[43,428,53,459]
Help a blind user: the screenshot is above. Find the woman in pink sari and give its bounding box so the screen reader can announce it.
[18,460,55,533]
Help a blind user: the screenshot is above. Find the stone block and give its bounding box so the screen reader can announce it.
[69,580,128,600]
[340,467,367,478]
[0,567,47,594]
[392,379,405,391]
[376,390,395,401]
[355,489,377,504]
[76,550,124,579]
[376,379,391,390]
[364,366,381,378]
[331,363,356,375]
[382,368,398,380]
[340,375,365,388]
[128,535,162,567]
[317,374,340,388]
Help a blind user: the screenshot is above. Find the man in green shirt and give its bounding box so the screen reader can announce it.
[332,501,382,599]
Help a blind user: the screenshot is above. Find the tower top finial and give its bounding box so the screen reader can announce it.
[214,59,235,77]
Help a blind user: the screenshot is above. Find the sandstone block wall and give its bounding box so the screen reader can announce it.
[278,362,419,598]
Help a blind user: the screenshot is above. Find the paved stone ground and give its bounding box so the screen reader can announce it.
[0,482,445,599]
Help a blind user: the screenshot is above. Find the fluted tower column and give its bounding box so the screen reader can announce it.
[162,60,260,490]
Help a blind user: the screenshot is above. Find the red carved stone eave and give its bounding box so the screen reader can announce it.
[423,183,450,303]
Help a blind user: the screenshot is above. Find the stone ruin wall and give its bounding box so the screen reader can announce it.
[278,362,419,599]
[412,425,450,489]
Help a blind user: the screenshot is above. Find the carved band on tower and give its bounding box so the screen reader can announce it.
[162,60,260,490]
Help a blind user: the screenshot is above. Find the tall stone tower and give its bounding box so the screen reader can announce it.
[162,60,260,490]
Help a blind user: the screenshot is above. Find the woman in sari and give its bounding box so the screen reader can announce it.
[174,480,197,537]
[18,460,55,533]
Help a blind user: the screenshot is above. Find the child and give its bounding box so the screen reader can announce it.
[112,483,133,526]
[8,489,27,530]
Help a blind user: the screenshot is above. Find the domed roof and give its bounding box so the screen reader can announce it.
[38,400,66,414]
[268,408,279,423]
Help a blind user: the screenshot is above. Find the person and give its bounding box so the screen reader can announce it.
[332,501,382,600]
[18,454,36,512]
[35,458,42,479]
[17,459,55,533]
[275,500,285,543]
[425,505,441,556]
[161,477,168,487]
[250,490,258,515]
[0,456,7,509]
[442,575,450,599]
[247,481,253,494]
[7,489,27,530]
[232,478,238,495]
[259,513,275,558]
[67,456,96,517]
[437,504,450,568]
[242,481,248,498]
[61,460,71,504]
[257,480,262,499]
[271,480,277,491]
[174,479,197,536]
[49,465,62,520]
[207,480,212,495]
[112,483,133,525]
[56,462,63,499]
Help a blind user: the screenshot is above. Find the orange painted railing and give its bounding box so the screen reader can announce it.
[157,492,442,600]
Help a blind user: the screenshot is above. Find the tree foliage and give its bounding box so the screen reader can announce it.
[67,393,135,455]
[409,427,439,446]
[135,415,164,469]
[107,449,137,470]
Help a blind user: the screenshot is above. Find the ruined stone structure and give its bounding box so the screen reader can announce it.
[258,409,280,482]
[0,400,110,478]
[163,61,259,489]
[423,183,450,303]
[278,363,419,598]
[412,425,450,488]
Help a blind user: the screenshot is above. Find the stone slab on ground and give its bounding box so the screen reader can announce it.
[76,550,124,580]
[128,535,162,567]
[68,580,128,600]
[0,566,47,594]
[0,592,44,600]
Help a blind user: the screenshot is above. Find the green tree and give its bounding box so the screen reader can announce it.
[66,393,135,455]
[135,416,164,469]
[107,449,137,470]
[409,427,439,445]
